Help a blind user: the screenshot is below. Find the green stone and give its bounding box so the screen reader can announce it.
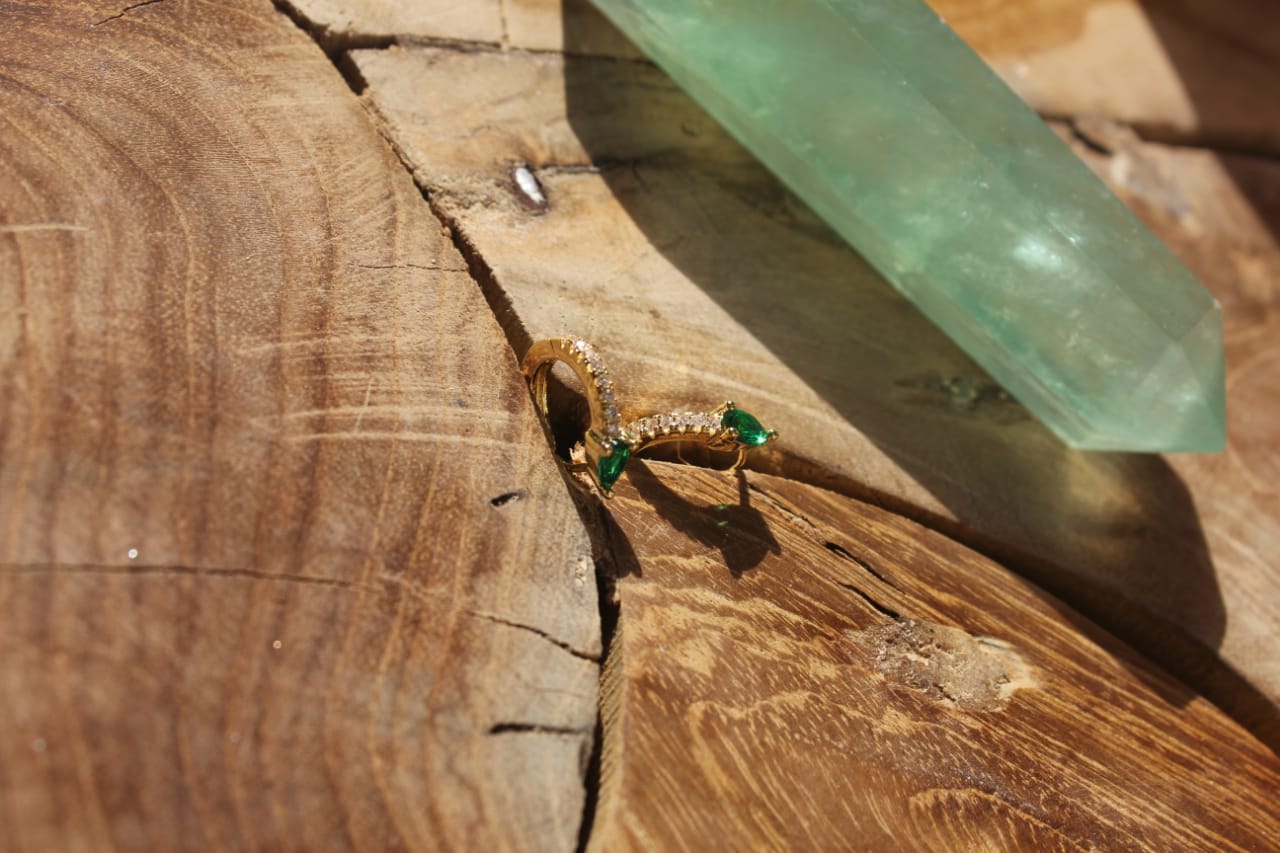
[721,408,772,447]
[596,440,631,491]
[586,0,1226,452]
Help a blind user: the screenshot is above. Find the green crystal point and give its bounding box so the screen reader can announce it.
[721,408,772,447]
[586,0,1227,452]
[596,440,631,491]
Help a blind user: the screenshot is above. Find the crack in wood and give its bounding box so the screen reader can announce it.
[488,722,593,736]
[0,561,367,591]
[90,0,164,28]
[838,581,903,622]
[824,541,895,588]
[467,609,602,662]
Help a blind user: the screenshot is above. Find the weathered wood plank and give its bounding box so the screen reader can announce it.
[0,1,597,849]
[941,0,1280,153]
[352,44,1280,745]
[590,462,1280,851]
[281,0,1280,150]
[283,0,504,47]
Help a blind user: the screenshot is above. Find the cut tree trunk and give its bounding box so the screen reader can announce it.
[0,1,597,849]
[2,0,1278,849]
[589,463,1280,851]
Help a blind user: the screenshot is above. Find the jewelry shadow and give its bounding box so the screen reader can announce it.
[538,375,777,579]
[626,463,781,579]
[557,0,1280,752]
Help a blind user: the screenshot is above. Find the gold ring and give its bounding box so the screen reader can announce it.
[521,337,778,497]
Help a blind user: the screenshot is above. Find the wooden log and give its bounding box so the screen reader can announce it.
[5,0,1278,847]
[590,462,1280,851]
[279,0,1280,151]
[0,1,598,849]
[350,43,1280,746]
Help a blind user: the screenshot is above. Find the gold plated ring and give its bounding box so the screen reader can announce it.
[521,337,778,496]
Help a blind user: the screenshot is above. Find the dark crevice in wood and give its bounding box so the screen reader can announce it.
[839,582,903,622]
[824,541,895,588]
[1067,120,1118,157]
[435,213,536,360]
[270,0,396,51]
[574,501,622,853]
[89,0,164,28]
[467,609,602,663]
[745,485,906,621]
[488,722,593,736]
[489,490,525,507]
[270,0,387,92]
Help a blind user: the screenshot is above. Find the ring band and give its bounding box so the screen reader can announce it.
[521,337,777,496]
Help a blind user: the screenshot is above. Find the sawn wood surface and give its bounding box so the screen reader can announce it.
[0,1,598,849]
[590,463,1280,851]
[1,0,1277,849]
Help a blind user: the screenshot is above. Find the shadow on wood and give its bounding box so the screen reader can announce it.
[554,4,1279,747]
[587,463,1280,851]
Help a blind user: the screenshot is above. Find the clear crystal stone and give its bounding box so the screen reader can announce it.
[587,0,1226,452]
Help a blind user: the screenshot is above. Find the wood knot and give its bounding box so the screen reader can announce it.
[848,619,1036,712]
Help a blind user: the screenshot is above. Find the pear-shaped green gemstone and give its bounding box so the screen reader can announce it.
[596,440,631,491]
[721,408,771,447]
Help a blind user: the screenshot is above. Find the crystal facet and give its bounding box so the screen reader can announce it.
[597,440,631,491]
[586,0,1226,452]
[722,408,772,447]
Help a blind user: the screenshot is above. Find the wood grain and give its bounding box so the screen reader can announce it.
[590,462,1280,851]
[6,0,1278,848]
[352,43,1280,745]
[280,0,1280,150]
[282,0,503,48]
[0,1,598,849]
[939,0,1280,153]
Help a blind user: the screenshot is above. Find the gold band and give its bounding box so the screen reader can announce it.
[624,403,750,471]
[521,337,623,451]
[521,337,777,497]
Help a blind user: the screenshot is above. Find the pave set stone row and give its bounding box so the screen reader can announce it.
[626,411,725,440]
[569,339,623,439]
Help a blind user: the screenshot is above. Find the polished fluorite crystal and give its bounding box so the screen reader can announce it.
[587,0,1226,452]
